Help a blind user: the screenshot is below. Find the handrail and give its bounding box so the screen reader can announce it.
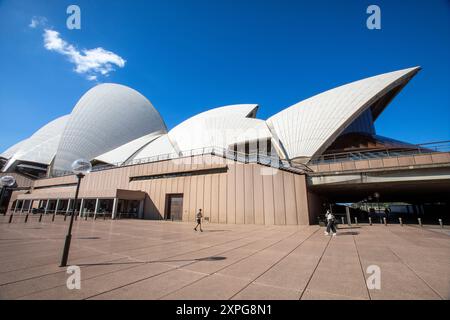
[51,146,312,178]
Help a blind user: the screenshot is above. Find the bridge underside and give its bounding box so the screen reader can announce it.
[308,167,450,203]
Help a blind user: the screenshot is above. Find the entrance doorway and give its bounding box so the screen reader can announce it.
[166,194,183,221]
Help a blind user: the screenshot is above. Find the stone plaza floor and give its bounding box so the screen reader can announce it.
[0,215,448,300]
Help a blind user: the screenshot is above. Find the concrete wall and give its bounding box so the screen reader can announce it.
[309,152,450,173]
[11,154,314,225]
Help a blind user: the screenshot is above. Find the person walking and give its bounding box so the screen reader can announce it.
[324,209,337,236]
[194,208,203,232]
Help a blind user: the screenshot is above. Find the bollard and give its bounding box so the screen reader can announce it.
[369,217,372,226]
[8,215,13,223]
[438,219,443,229]
[399,217,403,226]
[25,214,29,223]
[85,213,88,221]
[383,217,387,226]
[39,214,43,222]
[418,218,422,227]
[64,214,67,221]
[354,217,358,225]
[379,217,383,224]
[341,217,345,225]
[52,213,55,222]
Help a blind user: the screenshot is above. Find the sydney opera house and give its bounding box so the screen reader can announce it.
[2,66,440,225]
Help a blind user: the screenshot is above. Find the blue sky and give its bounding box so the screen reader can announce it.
[0,0,449,152]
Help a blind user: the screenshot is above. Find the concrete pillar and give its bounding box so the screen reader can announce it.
[138,200,144,219]
[20,200,25,213]
[112,198,118,220]
[66,199,72,216]
[44,200,49,214]
[55,199,60,214]
[78,199,84,217]
[94,198,99,219]
[345,206,352,227]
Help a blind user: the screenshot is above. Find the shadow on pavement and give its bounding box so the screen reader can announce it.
[76,256,227,267]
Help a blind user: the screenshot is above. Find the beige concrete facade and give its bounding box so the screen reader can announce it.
[308,151,450,174]
[7,154,316,225]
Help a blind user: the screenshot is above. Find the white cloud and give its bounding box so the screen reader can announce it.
[42,29,126,81]
[29,16,47,28]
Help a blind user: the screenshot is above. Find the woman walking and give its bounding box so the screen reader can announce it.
[194,208,203,232]
[324,210,337,236]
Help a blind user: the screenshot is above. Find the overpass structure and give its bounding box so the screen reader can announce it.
[307,141,450,203]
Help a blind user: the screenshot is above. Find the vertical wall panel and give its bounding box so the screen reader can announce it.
[273,170,286,225]
[244,164,254,224]
[190,155,198,171]
[196,175,204,214]
[156,161,163,174]
[294,174,309,225]
[203,175,212,221]
[235,163,245,224]
[283,172,298,225]
[252,165,265,225]
[161,160,169,173]
[182,176,191,221]
[189,176,197,221]
[218,173,227,224]
[159,179,167,217]
[262,170,275,225]
[167,159,174,173]
[177,176,184,193]
[226,162,236,224]
[154,179,162,219]
[210,174,219,223]
[150,178,157,202]
[170,177,177,193]
[148,161,156,175]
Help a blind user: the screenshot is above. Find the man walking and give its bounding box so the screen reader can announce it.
[324,209,337,236]
[194,208,203,232]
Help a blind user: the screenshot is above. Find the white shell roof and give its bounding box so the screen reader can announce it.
[232,120,273,145]
[52,83,167,173]
[0,139,28,159]
[2,115,69,171]
[168,104,260,152]
[266,67,420,160]
[94,132,164,165]
[128,134,177,162]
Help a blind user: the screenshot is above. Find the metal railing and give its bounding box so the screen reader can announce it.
[309,140,450,164]
[51,146,311,178]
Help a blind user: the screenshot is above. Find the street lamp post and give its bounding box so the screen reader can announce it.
[0,176,16,215]
[60,159,91,267]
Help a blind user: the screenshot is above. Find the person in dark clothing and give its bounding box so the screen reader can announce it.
[194,209,203,232]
